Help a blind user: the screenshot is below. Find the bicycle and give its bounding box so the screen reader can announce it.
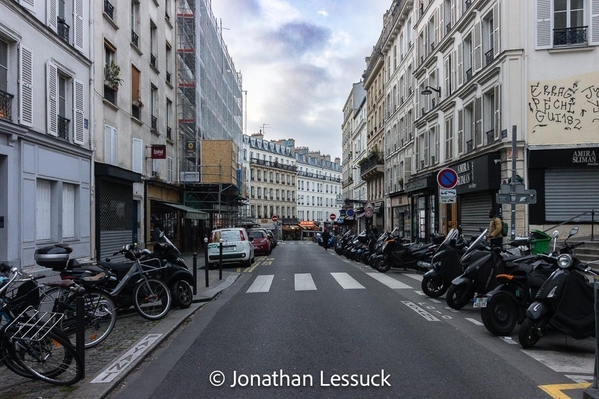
[0,263,83,386]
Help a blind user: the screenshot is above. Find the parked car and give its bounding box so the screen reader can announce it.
[207,227,254,268]
[248,229,272,255]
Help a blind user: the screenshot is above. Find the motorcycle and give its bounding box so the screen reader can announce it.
[35,231,195,309]
[420,228,469,298]
[446,229,536,310]
[375,231,444,273]
[478,227,583,336]
[518,251,598,348]
[335,231,354,255]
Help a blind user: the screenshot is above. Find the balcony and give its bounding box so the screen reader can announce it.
[104,86,117,104]
[150,54,157,69]
[554,26,587,46]
[131,30,139,47]
[167,126,172,140]
[465,67,473,82]
[57,115,70,140]
[485,48,494,66]
[486,129,495,144]
[359,151,384,180]
[0,90,14,122]
[151,115,157,131]
[104,0,114,19]
[57,17,70,42]
[166,71,171,84]
[132,103,141,119]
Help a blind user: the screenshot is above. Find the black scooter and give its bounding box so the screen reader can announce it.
[375,232,444,273]
[420,228,468,298]
[477,227,583,336]
[518,250,598,348]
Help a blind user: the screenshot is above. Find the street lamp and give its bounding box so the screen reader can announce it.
[421,86,441,96]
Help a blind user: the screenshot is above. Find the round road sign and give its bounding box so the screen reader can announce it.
[271,215,278,222]
[437,168,458,189]
[329,213,336,220]
[365,208,373,218]
[346,209,355,217]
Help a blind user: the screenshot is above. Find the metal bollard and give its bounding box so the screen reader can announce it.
[594,275,599,389]
[192,252,197,295]
[204,237,209,287]
[75,286,86,379]
[219,240,223,280]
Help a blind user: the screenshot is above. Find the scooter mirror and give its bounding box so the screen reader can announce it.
[552,230,559,238]
[568,226,579,237]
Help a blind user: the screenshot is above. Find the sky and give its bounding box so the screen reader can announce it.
[210,0,391,161]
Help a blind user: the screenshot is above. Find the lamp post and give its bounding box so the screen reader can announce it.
[421,85,441,96]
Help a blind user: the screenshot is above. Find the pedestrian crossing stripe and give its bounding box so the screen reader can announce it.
[245,272,413,293]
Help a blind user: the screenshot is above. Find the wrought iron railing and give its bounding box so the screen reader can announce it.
[57,115,70,140]
[104,0,114,19]
[0,90,14,121]
[485,48,494,65]
[57,17,70,42]
[486,129,495,144]
[466,67,473,82]
[104,87,116,104]
[167,126,172,139]
[132,104,141,119]
[131,30,139,47]
[554,26,587,46]
[151,115,157,130]
[166,71,171,84]
[150,54,157,68]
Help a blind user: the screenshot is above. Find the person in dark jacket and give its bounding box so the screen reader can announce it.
[488,209,503,248]
[321,229,331,250]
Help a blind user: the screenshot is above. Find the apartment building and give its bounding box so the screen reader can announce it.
[0,0,92,272]
[349,0,599,241]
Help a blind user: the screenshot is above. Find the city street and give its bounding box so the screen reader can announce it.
[108,241,596,399]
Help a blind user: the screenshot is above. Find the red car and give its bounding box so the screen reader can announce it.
[248,229,271,255]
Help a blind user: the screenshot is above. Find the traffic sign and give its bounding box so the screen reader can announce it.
[271,215,278,222]
[496,190,537,204]
[346,209,355,217]
[440,196,456,203]
[437,168,458,189]
[365,208,373,218]
[329,213,336,220]
[439,189,456,197]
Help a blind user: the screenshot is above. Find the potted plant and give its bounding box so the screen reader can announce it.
[104,61,123,90]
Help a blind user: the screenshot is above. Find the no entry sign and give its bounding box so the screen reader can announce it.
[437,168,458,189]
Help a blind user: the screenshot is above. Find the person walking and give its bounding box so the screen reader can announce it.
[321,229,330,250]
[488,209,503,248]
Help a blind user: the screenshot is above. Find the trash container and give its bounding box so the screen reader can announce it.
[529,230,552,255]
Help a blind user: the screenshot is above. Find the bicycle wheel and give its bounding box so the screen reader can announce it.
[0,330,34,379]
[40,287,117,349]
[133,278,171,320]
[7,327,83,386]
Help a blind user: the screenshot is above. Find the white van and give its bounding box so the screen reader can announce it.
[207,227,255,268]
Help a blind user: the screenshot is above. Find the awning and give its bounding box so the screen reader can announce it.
[163,203,209,220]
[299,222,319,230]
[283,224,300,230]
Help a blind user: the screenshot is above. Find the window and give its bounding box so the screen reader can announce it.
[104,124,117,165]
[165,43,172,84]
[36,179,52,240]
[150,21,157,69]
[445,116,454,160]
[62,183,75,239]
[103,42,118,103]
[131,1,140,46]
[132,138,143,173]
[151,85,157,131]
[536,0,598,48]
[166,99,172,139]
[167,156,173,183]
[0,39,11,121]
[131,65,141,118]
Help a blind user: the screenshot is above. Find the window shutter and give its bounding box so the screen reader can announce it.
[104,124,117,165]
[20,0,35,12]
[493,3,501,57]
[451,0,456,28]
[591,0,599,45]
[535,0,552,49]
[132,138,143,173]
[439,6,444,39]
[73,79,84,144]
[167,156,173,183]
[494,84,501,139]
[457,42,463,87]
[47,0,58,33]
[74,0,84,51]
[46,61,58,136]
[473,22,482,71]
[19,45,33,127]
[475,96,482,146]
[457,109,464,154]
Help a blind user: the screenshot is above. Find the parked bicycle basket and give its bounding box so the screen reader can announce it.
[4,280,40,316]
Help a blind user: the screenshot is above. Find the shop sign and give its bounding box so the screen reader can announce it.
[151,145,166,159]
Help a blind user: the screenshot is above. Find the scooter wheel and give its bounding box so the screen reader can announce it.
[480,292,518,336]
[171,280,193,309]
[518,317,542,348]
[446,284,472,310]
[376,259,391,273]
[421,275,448,298]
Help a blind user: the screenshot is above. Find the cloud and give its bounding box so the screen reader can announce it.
[317,9,329,17]
[262,22,331,58]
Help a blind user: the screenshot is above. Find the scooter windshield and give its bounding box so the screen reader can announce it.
[462,229,488,258]
[158,232,181,256]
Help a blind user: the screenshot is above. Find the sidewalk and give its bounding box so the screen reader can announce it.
[0,251,242,399]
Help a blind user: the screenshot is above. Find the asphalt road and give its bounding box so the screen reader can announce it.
[109,241,595,399]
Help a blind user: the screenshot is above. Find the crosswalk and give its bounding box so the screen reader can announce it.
[245,271,417,293]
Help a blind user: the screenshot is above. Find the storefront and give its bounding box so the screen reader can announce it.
[282,218,301,240]
[449,152,501,238]
[390,194,411,239]
[528,147,599,224]
[299,221,320,240]
[404,175,437,242]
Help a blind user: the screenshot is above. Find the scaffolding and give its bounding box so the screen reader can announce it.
[176,0,246,228]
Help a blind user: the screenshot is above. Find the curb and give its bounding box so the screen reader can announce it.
[65,272,241,399]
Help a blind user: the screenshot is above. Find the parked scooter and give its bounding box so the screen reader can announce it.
[420,228,469,298]
[375,231,444,273]
[335,231,355,255]
[518,249,597,348]
[446,229,536,310]
[477,227,583,336]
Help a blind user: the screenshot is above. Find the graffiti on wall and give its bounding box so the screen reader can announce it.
[528,73,599,143]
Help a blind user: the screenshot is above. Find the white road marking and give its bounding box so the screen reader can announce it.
[402,301,440,321]
[522,350,594,374]
[404,273,424,282]
[465,317,484,326]
[331,272,365,289]
[428,298,442,304]
[500,336,519,345]
[295,273,317,291]
[367,273,412,289]
[246,275,274,293]
[565,375,594,383]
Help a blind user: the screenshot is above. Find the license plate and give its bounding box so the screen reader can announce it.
[473,296,488,308]
[223,246,236,252]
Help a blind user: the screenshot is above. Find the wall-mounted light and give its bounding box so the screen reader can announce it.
[421,86,441,96]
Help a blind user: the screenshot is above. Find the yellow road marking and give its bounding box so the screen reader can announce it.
[539,382,591,399]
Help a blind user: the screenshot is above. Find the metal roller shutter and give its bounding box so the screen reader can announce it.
[545,169,599,222]
[460,192,493,239]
